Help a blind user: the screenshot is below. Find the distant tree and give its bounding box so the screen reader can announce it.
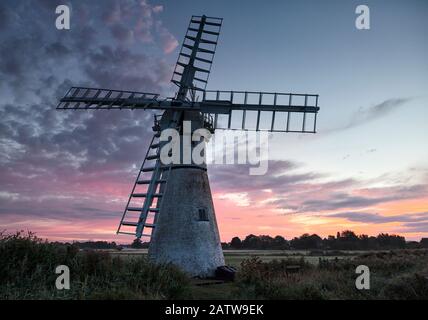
[242,234,259,249]
[72,241,117,250]
[336,230,360,250]
[368,236,378,249]
[228,235,290,250]
[341,230,358,240]
[131,238,143,249]
[406,241,420,249]
[290,233,322,249]
[323,235,336,249]
[223,230,411,251]
[420,238,428,248]
[358,234,370,250]
[376,233,405,249]
[221,242,230,249]
[273,235,289,250]
[230,237,242,249]
[259,235,275,249]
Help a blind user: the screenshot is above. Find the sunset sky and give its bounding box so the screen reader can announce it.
[0,0,427,243]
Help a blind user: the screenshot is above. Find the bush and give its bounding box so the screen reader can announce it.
[381,274,428,300]
[0,231,191,300]
[235,257,325,299]
[235,250,428,300]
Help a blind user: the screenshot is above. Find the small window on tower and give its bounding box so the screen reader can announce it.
[198,208,209,221]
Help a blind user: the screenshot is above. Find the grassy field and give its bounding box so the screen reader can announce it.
[100,248,428,299]
[1,233,428,300]
[109,248,358,267]
[66,248,360,299]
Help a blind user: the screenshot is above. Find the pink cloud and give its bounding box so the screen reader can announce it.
[161,35,179,54]
[102,0,177,51]
[156,21,179,54]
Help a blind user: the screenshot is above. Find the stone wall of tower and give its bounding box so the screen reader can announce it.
[148,167,225,277]
[148,109,225,277]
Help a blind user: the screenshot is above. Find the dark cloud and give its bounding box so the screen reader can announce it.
[45,42,72,57]
[0,0,178,227]
[397,222,428,233]
[83,46,168,91]
[208,159,427,216]
[324,98,412,133]
[330,211,428,224]
[367,98,410,118]
[329,211,428,233]
[0,5,8,29]
[209,160,361,211]
[110,23,134,43]
[291,184,427,213]
[209,160,321,193]
[301,194,387,211]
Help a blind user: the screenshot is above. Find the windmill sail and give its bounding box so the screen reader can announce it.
[57,87,161,110]
[171,15,222,100]
[201,90,319,133]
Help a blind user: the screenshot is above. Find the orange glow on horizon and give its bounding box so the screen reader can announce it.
[1,194,427,244]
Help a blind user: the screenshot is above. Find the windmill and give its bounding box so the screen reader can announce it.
[57,15,320,277]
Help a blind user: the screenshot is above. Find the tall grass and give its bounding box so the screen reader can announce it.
[234,251,428,300]
[0,232,191,300]
[2,231,428,300]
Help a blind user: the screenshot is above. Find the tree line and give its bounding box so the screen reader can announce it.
[58,231,428,250]
[222,231,428,250]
